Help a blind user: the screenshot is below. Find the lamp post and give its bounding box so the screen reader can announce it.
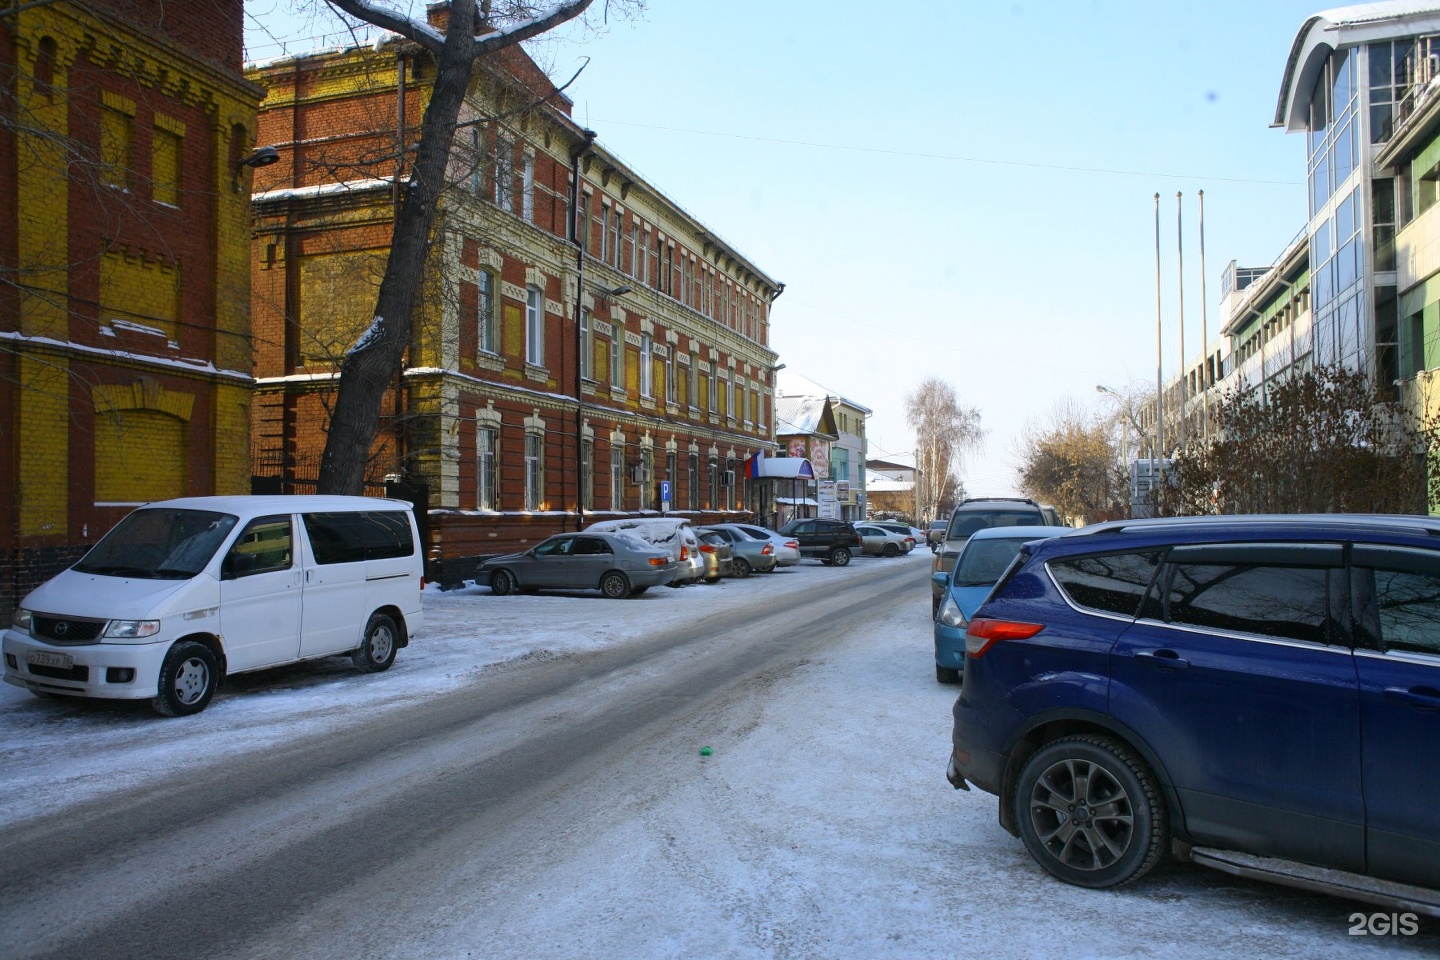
[1096,384,1131,517]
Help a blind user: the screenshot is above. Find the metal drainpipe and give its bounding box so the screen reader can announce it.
[571,129,598,531]
[393,51,409,477]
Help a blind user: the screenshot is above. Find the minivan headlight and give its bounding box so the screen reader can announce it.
[105,619,161,639]
[936,595,967,629]
[13,608,32,633]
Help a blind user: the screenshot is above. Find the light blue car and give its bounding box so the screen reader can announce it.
[931,525,1064,683]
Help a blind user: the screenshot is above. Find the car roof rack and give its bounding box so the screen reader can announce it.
[1067,514,1440,538]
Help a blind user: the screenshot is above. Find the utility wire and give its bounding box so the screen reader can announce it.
[585,116,1301,187]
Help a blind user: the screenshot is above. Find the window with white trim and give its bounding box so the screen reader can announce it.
[525,285,544,366]
[638,448,653,510]
[477,425,497,509]
[610,331,623,388]
[581,438,594,510]
[579,307,592,380]
[494,137,514,212]
[477,268,497,354]
[521,151,534,221]
[610,443,625,511]
[640,334,653,397]
[524,430,544,510]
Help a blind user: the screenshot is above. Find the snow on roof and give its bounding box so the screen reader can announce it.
[775,395,830,436]
[1275,2,1440,129]
[253,178,393,203]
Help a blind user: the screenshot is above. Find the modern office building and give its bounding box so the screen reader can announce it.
[1162,3,1440,475]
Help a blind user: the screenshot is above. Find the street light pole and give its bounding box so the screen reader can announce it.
[570,130,597,532]
[1096,384,1131,517]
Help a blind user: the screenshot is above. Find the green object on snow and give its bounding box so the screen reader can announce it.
[699,746,713,756]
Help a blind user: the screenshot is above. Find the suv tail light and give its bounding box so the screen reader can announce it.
[965,618,1044,659]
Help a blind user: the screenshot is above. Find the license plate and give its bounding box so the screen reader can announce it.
[28,651,73,670]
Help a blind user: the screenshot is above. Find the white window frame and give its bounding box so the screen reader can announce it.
[521,151,535,222]
[611,331,623,389]
[610,444,625,511]
[477,267,497,354]
[639,334,652,398]
[495,137,514,212]
[524,430,544,510]
[477,425,498,510]
[579,307,591,380]
[525,285,544,366]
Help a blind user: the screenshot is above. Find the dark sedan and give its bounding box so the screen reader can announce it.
[474,532,677,598]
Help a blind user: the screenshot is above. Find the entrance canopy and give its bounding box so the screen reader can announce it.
[745,453,815,480]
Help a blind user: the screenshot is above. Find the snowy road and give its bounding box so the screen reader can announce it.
[1,551,1436,958]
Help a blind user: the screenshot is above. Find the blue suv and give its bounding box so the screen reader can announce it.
[947,515,1440,916]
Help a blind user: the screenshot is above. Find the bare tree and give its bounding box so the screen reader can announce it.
[1158,364,1431,515]
[904,378,983,523]
[310,0,624,494]
[1015,398,1119,524]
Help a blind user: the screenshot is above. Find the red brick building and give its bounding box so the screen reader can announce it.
[248,7,784,562]
[0,0,261,619]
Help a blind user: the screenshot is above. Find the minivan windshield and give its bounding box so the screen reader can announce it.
[73,509,238,580]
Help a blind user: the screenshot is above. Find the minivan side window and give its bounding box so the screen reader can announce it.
[1048,551,1163,617]
[302,511,415,565]
[225,516,293,578]
[1352,545,1440,656]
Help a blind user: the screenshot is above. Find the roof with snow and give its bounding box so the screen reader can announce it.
[1274,2,1440,130]
[775,395,836,439]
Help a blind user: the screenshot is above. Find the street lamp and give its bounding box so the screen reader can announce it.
[1096,385,1131,518]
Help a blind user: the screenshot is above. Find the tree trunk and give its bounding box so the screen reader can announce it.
[316,11,477,494]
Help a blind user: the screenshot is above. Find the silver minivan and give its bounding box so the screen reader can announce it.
[2,495,424,716]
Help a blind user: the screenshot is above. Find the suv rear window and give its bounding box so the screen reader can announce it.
[947,509,1041,540]
[1049,551,1163,617]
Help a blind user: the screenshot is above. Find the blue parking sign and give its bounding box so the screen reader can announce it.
[659,480,671,504]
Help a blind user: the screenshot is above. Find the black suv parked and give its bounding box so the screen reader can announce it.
[776,518,862,566]
[931,498,1049,613]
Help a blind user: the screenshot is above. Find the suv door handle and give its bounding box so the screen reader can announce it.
[1383,686,1440,712]
[1135,650,1190,670]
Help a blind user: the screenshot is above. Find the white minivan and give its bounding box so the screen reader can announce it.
[2,495,424,716]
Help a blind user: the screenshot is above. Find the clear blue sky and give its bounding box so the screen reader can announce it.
[244,0,1326,496]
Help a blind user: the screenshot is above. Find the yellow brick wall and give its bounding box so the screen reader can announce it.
[100,249,180,340]
[298,251,387,366]
[93,409,188,502]
[17,356,70,537]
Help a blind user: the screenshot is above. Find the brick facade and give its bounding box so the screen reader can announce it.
[0,1,261,619]
[249,21,784,564]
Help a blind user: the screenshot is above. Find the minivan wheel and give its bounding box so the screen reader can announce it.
[600,571,630,598]
[352,613,399,672]
[1014,735,1167,889]
[490,569,516,596]
[153,641,218,717]
[828,547,851,567]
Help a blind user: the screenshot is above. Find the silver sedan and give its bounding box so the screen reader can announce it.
[475,532,677,598]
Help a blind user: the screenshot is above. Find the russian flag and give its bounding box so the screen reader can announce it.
[745,450,764,478]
